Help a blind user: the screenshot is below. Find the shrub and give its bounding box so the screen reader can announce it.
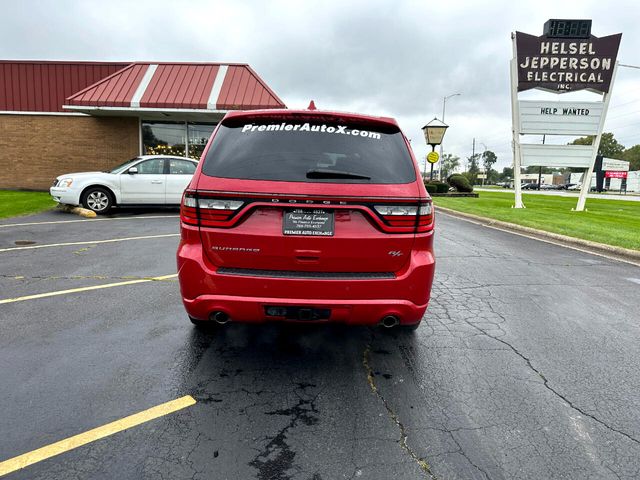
[436,182,450,193]
[425,181,449,194]
[424,184,438,195]
[447,174,474,193]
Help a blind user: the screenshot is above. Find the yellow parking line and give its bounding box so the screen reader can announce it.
[0,215,179,228]
[0,234,180,253]
[0,395,196,477]
[0,274,178,305]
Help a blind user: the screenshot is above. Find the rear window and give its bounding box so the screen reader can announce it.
[201,119,416,184]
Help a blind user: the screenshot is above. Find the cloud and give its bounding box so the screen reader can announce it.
[2,0,639,170]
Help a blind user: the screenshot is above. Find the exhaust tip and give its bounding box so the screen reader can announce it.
[211,311,230,325]
[380,315,400,328]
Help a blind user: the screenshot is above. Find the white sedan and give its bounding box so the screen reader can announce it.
[50,155,198,214]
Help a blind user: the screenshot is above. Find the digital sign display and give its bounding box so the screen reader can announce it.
[544,19,592,38]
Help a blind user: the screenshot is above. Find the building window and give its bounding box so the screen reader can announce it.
[142,121,217,160]
[142,121,186,157]
[188,123,216,160]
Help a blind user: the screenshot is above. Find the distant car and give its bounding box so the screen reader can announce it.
[567,183,582,191]
[522,183,539,190]
[539,184,555,190]
[50,155,198,214]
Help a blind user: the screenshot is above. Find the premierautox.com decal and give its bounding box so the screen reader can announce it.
[241,123,382,140]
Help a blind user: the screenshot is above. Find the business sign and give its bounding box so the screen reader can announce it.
[516,30,621,93]
[602,157,629,171]
[605,170,627,179]
[520,144,593,168]
[511,20,622,210]
[427,151,439,164]
[519,100,603,135]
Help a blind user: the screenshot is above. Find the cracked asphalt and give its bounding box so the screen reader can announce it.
[1,208,639,479]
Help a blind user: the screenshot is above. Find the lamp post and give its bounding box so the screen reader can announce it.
[439,93,461,180]
[422,118,449,181]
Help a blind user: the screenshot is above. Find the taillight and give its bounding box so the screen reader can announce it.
[416,201,434,233]
[180,191,199,226]
[180,190,245,227]
[372,201,433,233]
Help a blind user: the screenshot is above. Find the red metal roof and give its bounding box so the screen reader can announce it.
[0,61,128,112]
[66,64,149,108]
[140,64,219,109]
[217,65,283,110]
[65,62,285,111]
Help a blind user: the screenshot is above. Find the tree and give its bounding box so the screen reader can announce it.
[499,167,513,181]
[467,153,480,174]
[440,153,460,179]
[464,153,481,185]
[570,132,625,157]
[482,150,497,182]
[524,166,555,174]
[622,144,640,171]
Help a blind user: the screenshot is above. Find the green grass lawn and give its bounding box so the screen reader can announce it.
[433,191,640,251]
[0,190,56,219]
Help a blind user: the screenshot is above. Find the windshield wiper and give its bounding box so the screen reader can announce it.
[306,169,371,180]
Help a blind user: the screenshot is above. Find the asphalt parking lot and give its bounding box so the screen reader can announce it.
[1,208,640,479]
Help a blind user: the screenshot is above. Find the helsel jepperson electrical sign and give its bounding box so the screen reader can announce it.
[516,32,621,93]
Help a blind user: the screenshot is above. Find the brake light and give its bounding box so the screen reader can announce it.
[180,190,245,227]
[372,201,433,233]
[416,201,434,233]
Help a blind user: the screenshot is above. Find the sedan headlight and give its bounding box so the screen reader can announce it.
[59,178,74,188]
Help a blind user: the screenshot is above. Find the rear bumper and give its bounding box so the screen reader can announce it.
[182,295,427,325]
[177,227,435,325]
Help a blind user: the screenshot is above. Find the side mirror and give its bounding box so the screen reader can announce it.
[127,167,138,175]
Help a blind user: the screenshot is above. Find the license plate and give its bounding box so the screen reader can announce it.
[283,209,334,236]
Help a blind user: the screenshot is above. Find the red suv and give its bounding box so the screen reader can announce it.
[177,108,435,329]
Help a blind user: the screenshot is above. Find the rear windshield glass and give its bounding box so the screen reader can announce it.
[201,119,416,183]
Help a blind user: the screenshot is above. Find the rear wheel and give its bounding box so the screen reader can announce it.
[82,187,113,214]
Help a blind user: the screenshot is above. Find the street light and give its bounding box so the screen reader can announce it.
[421,118,449,181]
[439,93,461,180]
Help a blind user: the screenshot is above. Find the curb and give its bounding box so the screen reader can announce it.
[57,204,97,218]
[436,206,640,264]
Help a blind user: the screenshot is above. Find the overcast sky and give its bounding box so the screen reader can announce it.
[2,0,639,172]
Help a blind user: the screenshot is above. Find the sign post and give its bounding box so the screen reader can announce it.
[510,33,525,208]
[575,62,617,211]
[421,119,448,182]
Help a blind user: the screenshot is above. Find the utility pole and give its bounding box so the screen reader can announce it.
[471,138,475,172]
[480,142,488,186]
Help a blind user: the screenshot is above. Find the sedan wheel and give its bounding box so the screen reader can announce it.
[82,188,113,214]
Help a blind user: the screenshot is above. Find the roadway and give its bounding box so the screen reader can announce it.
[1,209,639,479]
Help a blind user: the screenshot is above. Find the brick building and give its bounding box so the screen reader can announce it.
[0,61,285,190]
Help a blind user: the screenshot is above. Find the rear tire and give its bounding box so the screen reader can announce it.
[82,187,113,214]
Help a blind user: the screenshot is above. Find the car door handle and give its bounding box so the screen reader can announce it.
[151,180,163,184]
